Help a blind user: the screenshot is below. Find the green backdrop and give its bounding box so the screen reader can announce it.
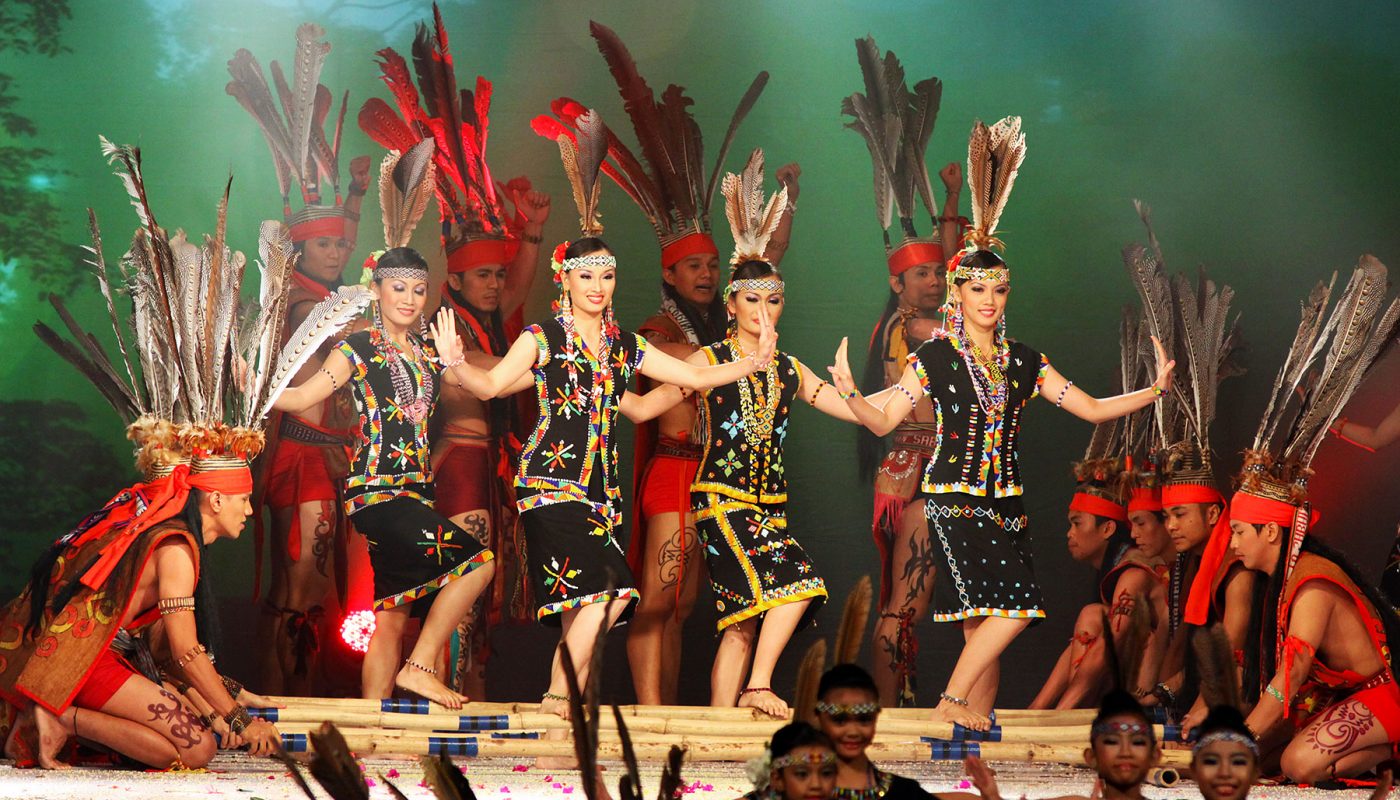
[3,0,1398,705]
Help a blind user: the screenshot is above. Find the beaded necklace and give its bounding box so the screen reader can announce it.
[371,326,434,424]
[559,311,614,412]
[728,335,779,446]
[950,306,1009,415]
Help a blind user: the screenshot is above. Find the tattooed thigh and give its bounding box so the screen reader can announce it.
[310,500,334,578]
[655,523,694,588]
[146,688,207,750]
[460,511,490,546]
[1306,701,1379,755]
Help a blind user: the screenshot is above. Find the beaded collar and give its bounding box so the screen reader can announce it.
[945,306,1009,415]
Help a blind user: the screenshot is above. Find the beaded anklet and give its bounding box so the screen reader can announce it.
[403,657,437,676]
[939,691,970,707]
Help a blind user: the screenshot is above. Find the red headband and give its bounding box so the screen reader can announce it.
[887,241,946,277]
[290,215,348,243]
[1161,483,1222,508]
[1162,483,1232,626]
[190,466,253,495]
[1070,492,1129,523]
[1231,491,1315,529]
[448,239,517,273]
[661,232,718,268]
[1127,487,1163,513]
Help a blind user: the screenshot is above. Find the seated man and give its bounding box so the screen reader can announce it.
[1,426,280,769]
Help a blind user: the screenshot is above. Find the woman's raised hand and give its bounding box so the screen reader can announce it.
[1150,335,1176,394]
[753,301,778,367]
[828,337,857,396]
[429,307,463,366]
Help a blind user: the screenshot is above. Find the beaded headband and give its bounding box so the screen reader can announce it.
[770,752,837,770]
[815,701,880,716]
[561,254,617,272]
[363,249,429,283]
[1193,730,1259,756]
[1090,720,1152,739]
[726,277,785,296]
[949,250,1010,286]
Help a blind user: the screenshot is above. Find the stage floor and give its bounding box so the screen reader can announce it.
[0,755,1383,800]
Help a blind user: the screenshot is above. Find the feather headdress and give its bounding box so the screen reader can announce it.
[841,36,951,276]
[956,117,1025,263]
[1070,318,1130,522]
[227,22,354,243]
[359,4,535,273]
[1234,257,1399,579]
[721,149,788,268]
[532,21,768,268]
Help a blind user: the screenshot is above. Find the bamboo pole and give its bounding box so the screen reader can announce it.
[262,697,1118,727]
[276,727,1194,768]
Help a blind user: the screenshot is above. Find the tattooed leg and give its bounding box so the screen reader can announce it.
[1282,698,1391,782]
[86,674,215,769]
[449,509,492,698]
[871,502,936,706]
[628,511,686,705]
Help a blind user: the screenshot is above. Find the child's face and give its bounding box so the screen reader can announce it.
[1193,739,1258,800]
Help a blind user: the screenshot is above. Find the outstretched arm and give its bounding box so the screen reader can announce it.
[620,385,689,423]
[828,337,917,435]
[797,361,893,423]
[639,302,777,390]
[432,308,538,400]
[1043,335,1175,424]
[1332,401,1400,451]
[272,347,354,415]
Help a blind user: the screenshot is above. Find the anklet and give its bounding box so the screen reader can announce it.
[404,657,437,675]
[740,687,773,696]
[939,692,970,707]
[542,691,569,702]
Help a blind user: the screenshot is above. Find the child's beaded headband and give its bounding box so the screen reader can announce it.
[770,751,837,770]
[1192,730,1259,756]
[815,700,880,716]
[1090,720,1152,739]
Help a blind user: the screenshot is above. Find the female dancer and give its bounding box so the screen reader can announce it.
[830,118,1174,729]
[273,248,496,709]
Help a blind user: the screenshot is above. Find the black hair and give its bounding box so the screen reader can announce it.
[817,662,879,700]
[858,288,904,481]
[768,721,836,761]
[564,236,611,260]
[661,280,727,345]
[1242,534,1400,704]
[1092,688,1154,741]
[1195,705,1254,746]
[1095,516,1136,589]
[951,249,1007,285]
[372,246,430,277]
[729,259,780,284]
[25,492,221,658]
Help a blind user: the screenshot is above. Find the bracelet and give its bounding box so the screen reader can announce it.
[739,687,773,696]
[808,381,829,406]
[542,691,569,702]
[1266,684,1287,704]
[441,355,464,370]
[893,383,919,406]
[521,232,543,245]
[1152,682,1177,707]
[1055,381,1073,408]
[221,675,244,700]
[343,210,361,222]
[319,367,339,390]
[157,596,196,616]
[404,657,437,676]
[175,643,208,669]
[348,182,367,197]
[1151,384,1167,397]
[838,387,860,400]
[223,704,253,735]
[939,692,970,707]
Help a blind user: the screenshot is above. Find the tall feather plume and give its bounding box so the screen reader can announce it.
[237,220,296,425]
[964,117,1026,251]
[793,639,827,725]
[721,149,788,265]
[584,21,765,241]
[285,24,330,196]
[833,575,873,666]
[85,209,139,401]
[1284,256,1398,468]
[1253,275,1335,452]
[33,317,138,421]
[555,109,608,237]
[226,49,295,200]
[703,71,769,213]
[1170,266,1239,453]
[378,138,437,249]
[256,286,373,420]
[842,37,906,239]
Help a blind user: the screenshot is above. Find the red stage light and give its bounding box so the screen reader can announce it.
[339,609,375,653]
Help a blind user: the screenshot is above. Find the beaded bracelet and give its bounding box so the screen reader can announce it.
[157,596,196,616]
[221,675,244,700]
[1266,684,1287,704]
[404,657,437,676]
[319,367,339,390]
[175,643,208,669]
[1056,381,1073,408]
[939,692,970,707]
[522,232,543,245]
[542,691,569,702]
[223,704,253,735]
[1152,384,1167,397]
[893,383,919,406]
[442,355,465,370]
[839,388,860,400]
[808,381,829,406]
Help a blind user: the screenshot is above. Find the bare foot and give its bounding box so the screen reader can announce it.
[932,698,991,732]
[3,707,39,768]
[539,694,571,722]
[534,727,578,770]
[34,706,75,769]
[394,664,468,710]
[738,688,790,718]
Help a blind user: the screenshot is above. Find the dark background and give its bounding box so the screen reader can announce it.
[2,0,1398,707]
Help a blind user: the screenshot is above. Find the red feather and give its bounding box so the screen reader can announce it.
[358,98,419,152]
[373,48,424,126]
